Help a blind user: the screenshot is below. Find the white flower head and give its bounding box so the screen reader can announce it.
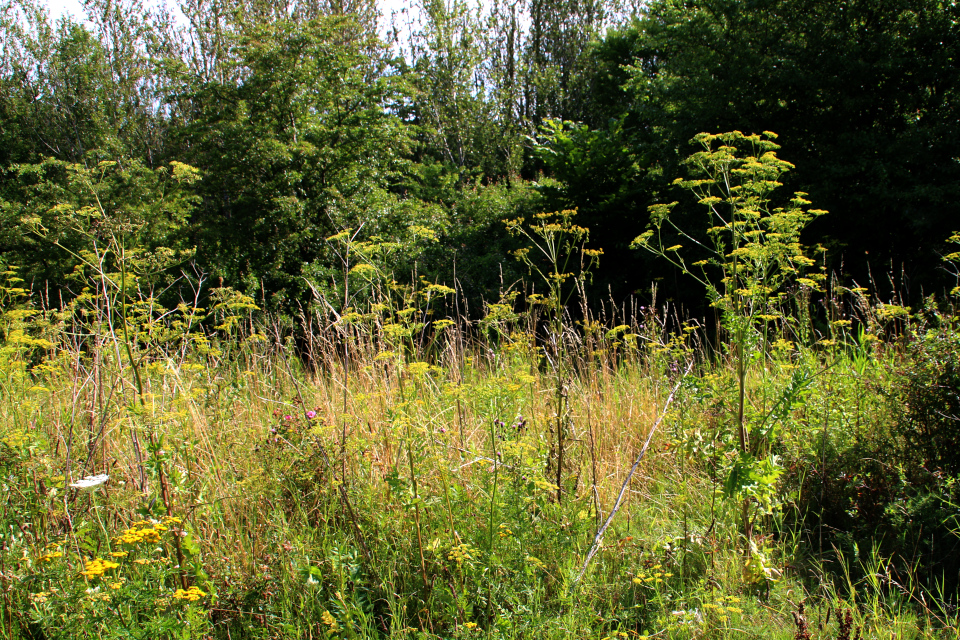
[70,474,109,492]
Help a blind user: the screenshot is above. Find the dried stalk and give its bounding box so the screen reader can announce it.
[573,361,692,585]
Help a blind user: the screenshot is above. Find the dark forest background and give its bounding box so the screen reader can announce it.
[2,0,958,316]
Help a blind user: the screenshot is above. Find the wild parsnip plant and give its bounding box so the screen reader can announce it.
[633,132,826,571]
[506,209,602,504]
[1,156,958,639]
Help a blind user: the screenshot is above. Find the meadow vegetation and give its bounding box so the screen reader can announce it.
[2,133,959,640]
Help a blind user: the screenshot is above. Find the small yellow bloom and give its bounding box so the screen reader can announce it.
[116,525,163,546]
[172,586,207,602]
[109,551,128,558]
[79,558,119,578]
[321,610,338,629]
[464,622,477,629]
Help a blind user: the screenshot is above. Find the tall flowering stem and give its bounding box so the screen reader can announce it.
[507,209,601,503]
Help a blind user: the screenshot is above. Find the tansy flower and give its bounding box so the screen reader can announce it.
[80,558,119,578]
[172,586,207,602]
[115,526,161,545]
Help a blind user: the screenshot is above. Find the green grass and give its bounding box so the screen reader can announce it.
[1,284,958,639]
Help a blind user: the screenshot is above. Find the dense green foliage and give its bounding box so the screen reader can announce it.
[537,0,960,302]
[2,0,957,312]
[2,3,960,633]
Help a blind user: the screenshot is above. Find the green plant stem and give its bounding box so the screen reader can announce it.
[118,241,188,590]
[283,353,371,564]
[487,419,499,554]
[405,418,430,590]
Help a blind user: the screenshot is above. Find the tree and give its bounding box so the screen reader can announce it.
[179,17,435,308]
[539,0,960,304]
[523,0,607,126]
[404,0,506,180]
[625,0,960,294]
[0,0,178,167]
[4,158,199,294]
